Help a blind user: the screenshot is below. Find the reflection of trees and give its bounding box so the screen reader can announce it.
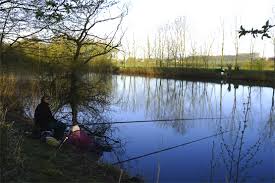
[215,87,264,183]
[266,88,275,138]
[114,75,275,143]
[114,76,222,134]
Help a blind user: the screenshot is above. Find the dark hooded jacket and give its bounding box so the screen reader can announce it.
[34,101,56,131]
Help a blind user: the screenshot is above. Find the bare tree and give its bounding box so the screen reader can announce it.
[120,40,128,68]
[0,0,36,63]
[170,24,178,67]
[273,36,275,71]
[146,35,151,60]
[272,7,275,71]
[34,0,128,124]
[0,0,73,64]
[202,38,215,69]
[156,26,165,67]
[131,33,137,65]
[124,37,132,62]
[220,20,225,69]
[175,16,187,67]
[37,0,128,66]
[153,33,158,66]
[190,40,197,68]
[249,38,255,70]
[233,17,240,69]
[163,23,172,67]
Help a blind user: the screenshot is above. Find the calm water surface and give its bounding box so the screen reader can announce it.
[102,75,274,183]
[6,71,274,183]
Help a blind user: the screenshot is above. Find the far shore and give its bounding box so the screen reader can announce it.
[111,67,275,88]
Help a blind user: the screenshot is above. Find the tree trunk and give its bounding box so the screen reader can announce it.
[273,41,275,72]
[0,40,4,66]
[272,89,274,109]
[0,48,2,66]
[70,69,78,126]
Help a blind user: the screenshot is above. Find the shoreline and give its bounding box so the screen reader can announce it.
[2,64,275,88]
[113,67,275,88]
[2,112,141,183]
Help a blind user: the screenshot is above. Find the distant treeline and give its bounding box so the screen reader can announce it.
[2,40,273,73]
[1,37,116,72]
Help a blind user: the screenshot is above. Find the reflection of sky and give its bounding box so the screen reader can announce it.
[103,75,274,182]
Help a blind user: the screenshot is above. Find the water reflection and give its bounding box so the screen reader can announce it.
[113,77,220,134]
[267,89,275,138]
[214,88,263,182]
[1,71,274,182]
[108,75,274,182]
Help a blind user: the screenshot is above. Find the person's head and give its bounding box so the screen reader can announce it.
[41,95,50,104]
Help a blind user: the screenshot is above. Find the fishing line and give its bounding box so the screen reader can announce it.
[79,117,229,126]
[112,130,231,165]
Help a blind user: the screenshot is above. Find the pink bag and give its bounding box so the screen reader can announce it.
[68,126,94,149]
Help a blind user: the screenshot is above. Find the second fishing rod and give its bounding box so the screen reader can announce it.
[69,117,229,127]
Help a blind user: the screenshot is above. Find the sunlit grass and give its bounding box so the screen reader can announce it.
[113,59,274,71]
[0,74,19,114]
[0,74,17,98]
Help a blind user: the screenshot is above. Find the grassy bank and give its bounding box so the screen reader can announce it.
[0,112,141,183]
[114,58,275,71]
[115,67,275,87]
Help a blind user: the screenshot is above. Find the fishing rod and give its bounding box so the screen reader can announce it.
[76,117,229,126]
[112,130,231,165]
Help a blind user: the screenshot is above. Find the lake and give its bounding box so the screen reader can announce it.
[2,71,274,182]
[102,75,274,183]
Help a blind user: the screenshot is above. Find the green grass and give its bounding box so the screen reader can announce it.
[20,137,116,182]
[109,59,275,87]
[113,59,275,71]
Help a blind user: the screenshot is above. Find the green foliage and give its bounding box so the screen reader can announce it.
[89,57,114,72]
[1,0,126,71]
[0,74,21,111]
[2,37,117,71]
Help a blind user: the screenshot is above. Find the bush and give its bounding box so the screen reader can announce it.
[0,108,24,182]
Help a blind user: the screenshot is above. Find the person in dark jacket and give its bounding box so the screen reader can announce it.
[34,95,66,140]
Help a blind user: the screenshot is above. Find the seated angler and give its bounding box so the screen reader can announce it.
[34,95,66,140]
